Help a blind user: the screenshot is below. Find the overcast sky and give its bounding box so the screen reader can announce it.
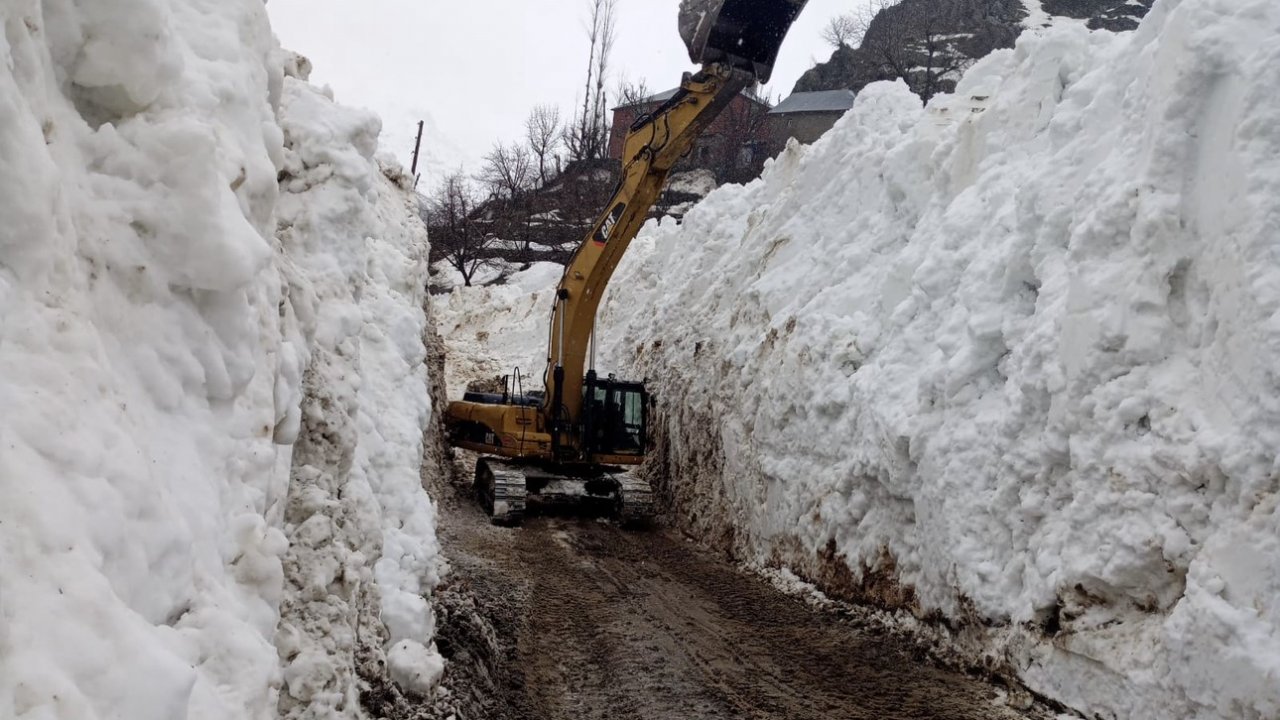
[267,0,848,188]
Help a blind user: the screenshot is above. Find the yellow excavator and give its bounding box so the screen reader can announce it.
[446,0,809,525]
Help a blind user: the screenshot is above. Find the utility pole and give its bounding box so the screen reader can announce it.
[410,120,425,188]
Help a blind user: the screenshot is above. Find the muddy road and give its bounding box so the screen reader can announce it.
[431,474,1051,720]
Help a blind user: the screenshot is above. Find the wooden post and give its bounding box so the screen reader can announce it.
[410,120,425,177]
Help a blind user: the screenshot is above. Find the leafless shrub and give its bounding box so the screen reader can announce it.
[423,173,493,287]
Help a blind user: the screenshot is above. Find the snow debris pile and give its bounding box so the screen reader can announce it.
[0,1,443,718]
[434,263,565,397]
[596,0,1280,717]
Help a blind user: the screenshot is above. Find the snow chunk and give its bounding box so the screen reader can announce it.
[387,639,445,697]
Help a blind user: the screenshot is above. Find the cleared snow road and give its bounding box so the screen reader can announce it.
[428,466,1054,720]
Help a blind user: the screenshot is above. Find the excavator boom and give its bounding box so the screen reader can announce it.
[542,64,753,452]
[446,0,809,525]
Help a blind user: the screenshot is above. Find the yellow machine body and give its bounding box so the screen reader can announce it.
[444,0,810,523]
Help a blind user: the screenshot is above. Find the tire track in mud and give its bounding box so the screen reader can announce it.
[433,475,1051,720]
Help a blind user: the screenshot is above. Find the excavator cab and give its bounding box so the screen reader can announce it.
[681,0,809,83]
[581,373,647,459]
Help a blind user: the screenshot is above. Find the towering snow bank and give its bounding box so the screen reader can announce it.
[273,75,444,716]
[0,2,442,718]
[0,2,289,717]
[599,0,1280,717]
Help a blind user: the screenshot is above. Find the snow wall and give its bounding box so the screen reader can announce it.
[597,0,1280,717]
[0,2,445,718]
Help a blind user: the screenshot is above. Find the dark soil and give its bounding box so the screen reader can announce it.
[427,461,1056,720]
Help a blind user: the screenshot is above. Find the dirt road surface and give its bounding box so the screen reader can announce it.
[431,473,1054,720]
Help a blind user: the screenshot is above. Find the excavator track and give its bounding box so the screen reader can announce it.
[474,458,653,528]
[611,472,655,527]
[475,458,527,526]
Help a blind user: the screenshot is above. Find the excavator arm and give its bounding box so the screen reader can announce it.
[446,0,810,495]
[542,63,754,450]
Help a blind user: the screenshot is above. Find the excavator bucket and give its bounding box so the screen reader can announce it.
[679,0,809,83]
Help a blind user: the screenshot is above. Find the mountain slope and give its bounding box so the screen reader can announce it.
[794,0,1154,98]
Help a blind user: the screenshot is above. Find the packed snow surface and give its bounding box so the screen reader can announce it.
[592,0,1280,717]
[0,2,442,718]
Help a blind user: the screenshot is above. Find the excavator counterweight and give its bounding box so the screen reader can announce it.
[446,0,809,526]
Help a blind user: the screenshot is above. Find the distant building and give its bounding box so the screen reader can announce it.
[766,89,856,146]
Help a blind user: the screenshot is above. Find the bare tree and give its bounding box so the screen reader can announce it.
[525,105,562,187]
[592,0,618,138]
[821,13,861,48]
[480,142,534,199]
[848,0,898,47]
[863,0,968,104]
[478,141,537,252]
[577,0,606,142]
[913,21,972,103]
[566,0,619,162]
[425,173,492,287]
[614,77,652,108]
[709,94,774,183]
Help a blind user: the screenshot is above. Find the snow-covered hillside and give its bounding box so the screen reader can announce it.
[592,0,1280,717]
[0,2,443,718]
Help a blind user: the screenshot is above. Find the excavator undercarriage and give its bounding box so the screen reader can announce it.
[446,0,809,526]
[474,457,654,527]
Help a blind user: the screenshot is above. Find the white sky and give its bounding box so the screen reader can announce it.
[266,0,848,188]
